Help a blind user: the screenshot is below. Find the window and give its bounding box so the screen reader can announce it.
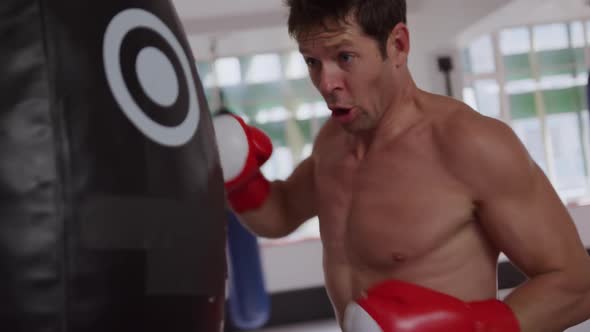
[466,35,496,74]
[462,20,590,203]
[285,51,308,80]
[213,57,241,86]
[533,23,569,52]
[245,53,282,84]
[500,27,533,81]
[570,21,585,48]
[255,106,291,124]
[196,62,215,88]
[472,79,501,118]
[512,117,548,172]
[500,27,531,55]
[462,86,478,110]
[547,112,587,197]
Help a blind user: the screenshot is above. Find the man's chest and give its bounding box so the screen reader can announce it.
[313,141,475,266]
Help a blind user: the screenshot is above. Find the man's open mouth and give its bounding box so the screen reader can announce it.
[332,107,352,117]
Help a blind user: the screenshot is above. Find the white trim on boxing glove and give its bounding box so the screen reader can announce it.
[343,302,382,332]
[213,114,249,182]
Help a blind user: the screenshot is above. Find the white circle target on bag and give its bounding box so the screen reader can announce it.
[103,8,200,147]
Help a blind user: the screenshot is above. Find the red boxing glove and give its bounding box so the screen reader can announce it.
[344,280,520,332]
[213,112,273,213]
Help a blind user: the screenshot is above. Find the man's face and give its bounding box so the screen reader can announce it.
[297,17,398,133]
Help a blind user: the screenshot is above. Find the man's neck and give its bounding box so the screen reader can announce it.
[354,79,423,153]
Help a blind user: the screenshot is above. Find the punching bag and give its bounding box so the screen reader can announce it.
[0,1,226,332]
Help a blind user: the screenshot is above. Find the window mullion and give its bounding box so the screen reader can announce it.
[528,25,557,183]
[492,31,511,123]
[580,21,590,193]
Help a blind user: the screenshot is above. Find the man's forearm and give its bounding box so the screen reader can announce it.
[504,270,590,332]
[238,181,300,238]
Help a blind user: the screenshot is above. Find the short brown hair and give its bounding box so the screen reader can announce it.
[286,0,407,57]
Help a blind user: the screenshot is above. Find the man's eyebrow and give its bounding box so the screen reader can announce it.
[333,39,354,48]
[299,39,354,55]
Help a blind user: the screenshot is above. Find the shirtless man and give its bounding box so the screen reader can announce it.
[213,0,590,331]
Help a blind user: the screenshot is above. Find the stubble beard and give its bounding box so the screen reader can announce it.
[342,110,377,134]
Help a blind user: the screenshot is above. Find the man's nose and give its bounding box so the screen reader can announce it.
[318,66,343,97]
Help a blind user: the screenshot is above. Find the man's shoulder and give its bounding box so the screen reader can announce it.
[435,103,515,156]
[434,103,535,196]
[419,92,493,137]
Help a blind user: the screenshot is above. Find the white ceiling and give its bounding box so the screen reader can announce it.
[458,0,590,46]
[172,0,428,35]
[173,0,283,20]
[172,0,590,60]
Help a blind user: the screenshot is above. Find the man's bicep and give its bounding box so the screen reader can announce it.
[282,156,318,225]
[478,166,583,276]
[449,115,583,275]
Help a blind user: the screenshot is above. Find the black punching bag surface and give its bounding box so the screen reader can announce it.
[0,1,226,331]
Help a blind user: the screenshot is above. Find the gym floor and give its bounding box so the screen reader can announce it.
[253,319,339,332]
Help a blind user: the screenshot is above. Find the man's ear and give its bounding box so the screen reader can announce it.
[386,22,410,67]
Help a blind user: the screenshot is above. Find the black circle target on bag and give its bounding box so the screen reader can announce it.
[103,8,200,147]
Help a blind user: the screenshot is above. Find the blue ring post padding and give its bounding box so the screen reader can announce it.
[226,210,271,330]
[587,71,590,130]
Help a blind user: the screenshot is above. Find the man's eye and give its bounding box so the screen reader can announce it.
[339,53,354,63]
[305,58,318,67]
